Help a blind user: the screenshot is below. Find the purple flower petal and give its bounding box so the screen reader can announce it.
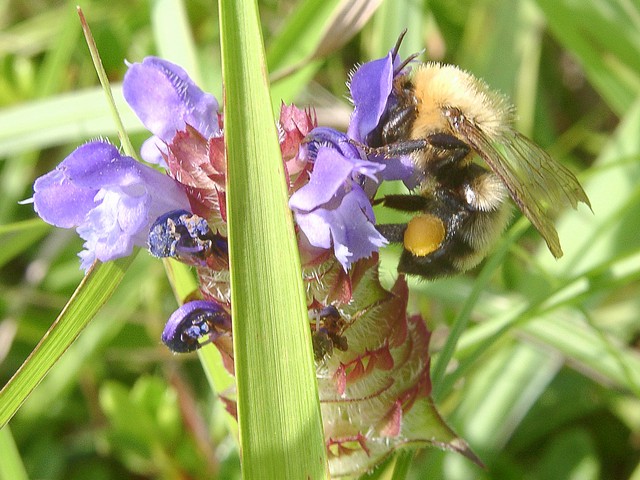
[294,207,332,250]
[33,169,97,228]
[289,147,356,211]
[347,54,394,143]
[295,186,387,270]
[32,141,191,270]
[289,127,401,270]
[344,48,422,191]
[123,57,220,164]
[139,135,168,166]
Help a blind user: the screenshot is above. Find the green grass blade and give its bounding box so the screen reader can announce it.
[0,426,28,480]
[536,0,640,115]
[151,0,201,82]
[266,0,341,71]
[0,85,142,158]
[0,256,134,428]
[537,99,640,276]
[268,0,381,107]
[431,220,529,400]
[78,7,136,158]
[218,0,327,478]
[523,312,640,395]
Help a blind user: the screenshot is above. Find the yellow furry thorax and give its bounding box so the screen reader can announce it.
[407,63,515,140]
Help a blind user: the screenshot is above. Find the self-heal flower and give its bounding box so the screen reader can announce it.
[346,37,419,190]
[123,57,221,165]
[148,209,229,271]
[33,141,191,270]
[289,128,388,270]
[289,42,423,271]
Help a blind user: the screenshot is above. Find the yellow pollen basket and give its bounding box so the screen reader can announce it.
[404,214,446,256]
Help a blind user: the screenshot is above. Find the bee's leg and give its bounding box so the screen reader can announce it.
[376,194,431,212]
[426,133,469,151]
[353,133,470,164]
[397,249,460,279]
[375,223,407,243]
[425,133,471,169]
[356,138,428,158]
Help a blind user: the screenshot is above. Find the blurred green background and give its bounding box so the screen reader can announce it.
[1,0,639,478]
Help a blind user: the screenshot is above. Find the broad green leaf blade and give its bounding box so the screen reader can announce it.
[218,1,327,479]
[0,256,133,428]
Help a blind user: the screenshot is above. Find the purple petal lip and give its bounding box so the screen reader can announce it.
[289,147,359,211]
[32,140,190,270]
[295,186,387,270]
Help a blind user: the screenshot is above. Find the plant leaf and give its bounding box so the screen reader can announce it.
[0,256,134,428]
[218,0,327,478]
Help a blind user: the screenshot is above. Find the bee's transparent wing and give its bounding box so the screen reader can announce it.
[460,122,590,258]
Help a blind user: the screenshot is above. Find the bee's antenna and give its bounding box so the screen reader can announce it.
[391,29,408,61]
[391,29,423,75]
[394,51,422,75]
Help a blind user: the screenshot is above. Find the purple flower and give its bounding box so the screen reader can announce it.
[289,53,418,272]
[162,300,231,353]
[123,57,221,165]
[32,141,191,270]
[289,128,389,270]
[289,43,423,270]
[346,43,418,189]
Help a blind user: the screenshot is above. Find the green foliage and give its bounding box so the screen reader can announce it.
[1,0,639,479]
[218,0,326,477]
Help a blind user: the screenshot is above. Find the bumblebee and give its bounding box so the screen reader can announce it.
[363,34,590,279]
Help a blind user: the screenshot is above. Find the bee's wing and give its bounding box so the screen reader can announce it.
[459,121,590,258]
